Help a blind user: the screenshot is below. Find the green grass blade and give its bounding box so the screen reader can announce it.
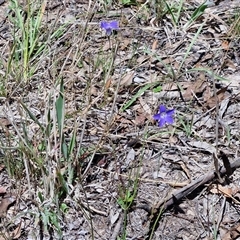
[20,101,45,132]
[163,0,177,26]
[56,170,69,195]
[55,78,64,135]
[184,2,208,30]
[175,0,184,24]
[120,82,159,112]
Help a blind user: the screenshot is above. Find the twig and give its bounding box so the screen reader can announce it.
[144,158,240,240]
[212,72,223,182]
[151,158,240,213]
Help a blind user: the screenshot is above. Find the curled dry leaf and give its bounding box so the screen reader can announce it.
[152,39,158,51]
[210,184,232,197]
[182,76,207,101]
[0,117,11,127]
[210,184,240,201]
[221,40,230,50]
[0,195,16,217]
[205,86,229,109]
[104,77,112,90]
[11,221,22,239]
[0,221,22,240]
[0,186,6,194]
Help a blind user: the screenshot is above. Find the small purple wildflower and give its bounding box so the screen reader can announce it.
[153,105,175,128]
[100,20,119,36]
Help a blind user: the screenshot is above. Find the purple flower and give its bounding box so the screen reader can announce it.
[100,20,119,36]
[153,105,175,128]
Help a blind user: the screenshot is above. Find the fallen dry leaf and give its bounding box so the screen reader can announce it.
[0,195,16,217]
[205,86,229,109]
[11,221,22,239]
[137,55,149,65]
[120,38,130,50]
[0,221,22,240]
[182,75,207,101]
[115,114,133,125]
[0,186,6,194]
[138,97,151,115]
[221,40,230,50]
[162,82,179,91]
[187,140,216,154]
[152,39,158,51]
[210,184,232,197]
[210,184,240,200]
[133,113,147,126]
[223,58,236,71]
[103,41,112,51]
[105,77,112,90]
[120,71,134,86]
[0,117,11,127]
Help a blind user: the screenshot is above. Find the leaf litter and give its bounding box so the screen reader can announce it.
[0,0,240,239]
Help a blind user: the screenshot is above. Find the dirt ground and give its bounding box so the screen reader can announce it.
[0,0,240,239]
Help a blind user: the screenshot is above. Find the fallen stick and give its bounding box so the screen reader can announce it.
[144,159,240,240]
[152,159,240,213]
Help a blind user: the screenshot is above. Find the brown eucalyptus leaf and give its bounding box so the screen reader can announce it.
[210,184,233,197]
[12,221,22,239]
[205,86,229,109]
[120,71,134,86]
[152,39,158,51]
[0,117,11,127]
[182,76,207,101]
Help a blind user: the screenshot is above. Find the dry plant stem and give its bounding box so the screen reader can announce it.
[216,196,226,231]
[78,41,120,177]
[212,73,222,182]
[151,158,240,214]
[105,42,119,130]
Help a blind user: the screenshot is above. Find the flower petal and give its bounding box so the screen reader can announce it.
[159,105,166,113]
[158,118,166,127]
[153,113,161,121]
[100,21,108,29]
[166,109,175,116]
[165,115,174,125]
[105,28,112,35]
[153,105,175,128]
[109,21,119,29]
